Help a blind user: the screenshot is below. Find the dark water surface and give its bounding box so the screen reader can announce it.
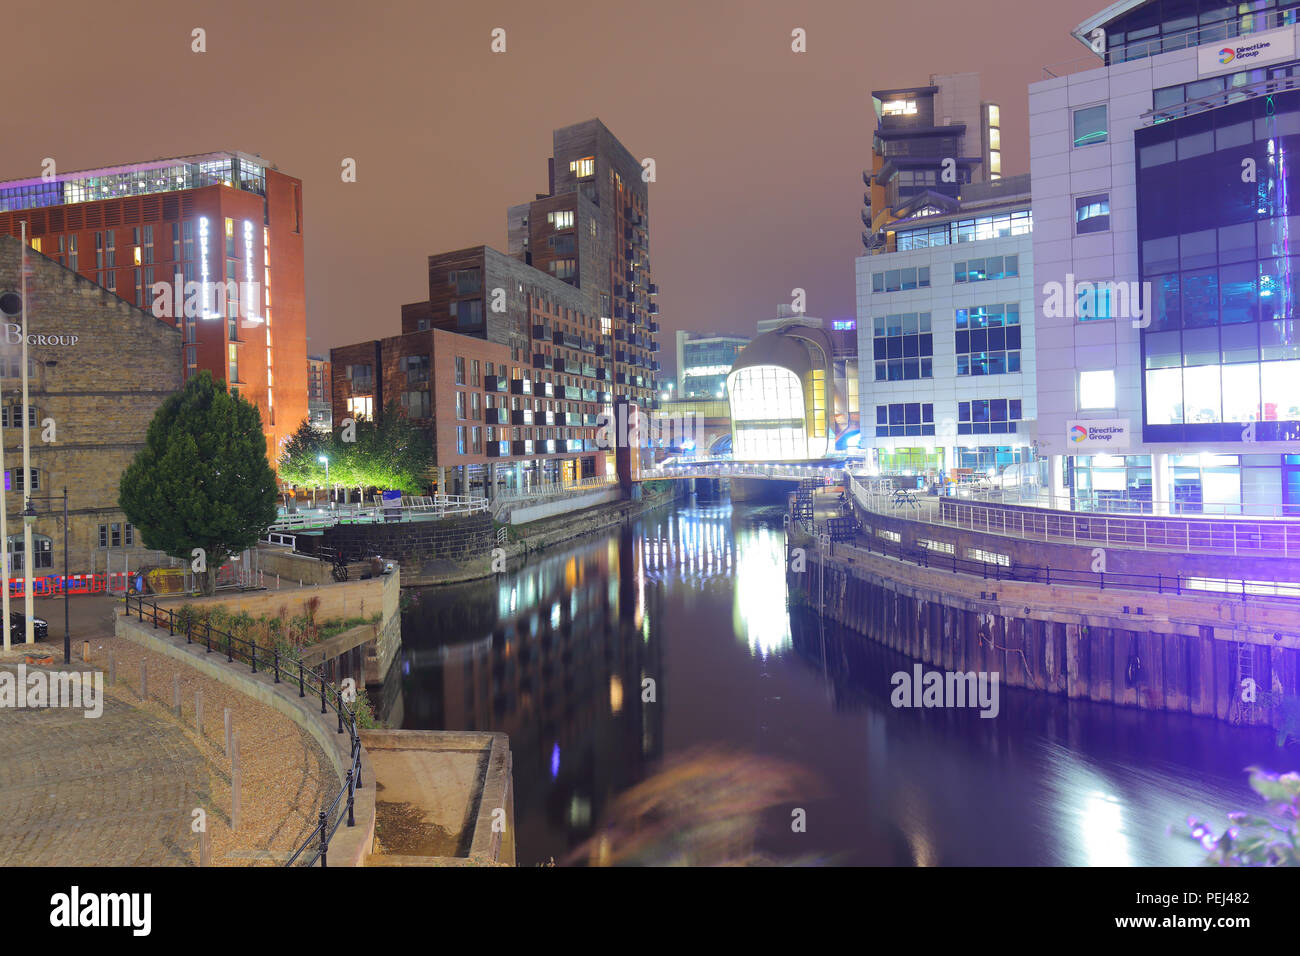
[386,499,1287,865]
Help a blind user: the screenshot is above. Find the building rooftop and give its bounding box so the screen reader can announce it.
[0,150,275,214]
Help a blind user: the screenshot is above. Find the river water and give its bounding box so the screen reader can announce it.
[388,498,1287,866]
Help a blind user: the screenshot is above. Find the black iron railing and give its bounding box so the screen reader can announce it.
[123,593,363,867]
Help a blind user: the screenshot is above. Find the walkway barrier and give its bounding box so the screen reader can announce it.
[837,473,1300,604]
[6,573,114,596]
[123,593,363,867]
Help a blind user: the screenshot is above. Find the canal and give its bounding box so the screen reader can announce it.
[389,498,1286,865]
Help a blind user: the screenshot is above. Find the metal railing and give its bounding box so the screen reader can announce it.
[656,460,844,482]
[845,472,1300,559]
[493,474,617,504]
[267,495,488,533]
[825,526,1300,604]
[122,594,363,867]
[951,480,1300,520]
[1142,71,1300,126]
[1043,8,1299,79]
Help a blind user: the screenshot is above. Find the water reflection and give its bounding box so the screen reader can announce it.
[393,500,1285,866]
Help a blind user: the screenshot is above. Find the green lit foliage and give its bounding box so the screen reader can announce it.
[118,371,278,595]
[278,402,434,495]
[1187,768,1300,866]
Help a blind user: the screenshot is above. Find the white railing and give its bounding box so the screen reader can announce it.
[845,471,1300,558]
[655,459,844,482]
[267,495,489,533]
[493,474,617,505]
[951,481,1300,521]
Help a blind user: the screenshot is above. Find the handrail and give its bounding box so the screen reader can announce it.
[841,472,1300,597]
[493,474,617,504]
[122,593,363,867]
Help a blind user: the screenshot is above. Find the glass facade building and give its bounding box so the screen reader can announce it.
[1136,89,1300,444]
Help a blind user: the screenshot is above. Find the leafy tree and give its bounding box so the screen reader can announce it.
[1187,768,1300,866]
[277,419,329,489]
[119,370,278,594]
[277,402,433,496]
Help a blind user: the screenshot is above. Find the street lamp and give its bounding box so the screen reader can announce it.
[23,488,69,664]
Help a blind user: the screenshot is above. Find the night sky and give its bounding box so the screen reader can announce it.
[7,0,1094,375]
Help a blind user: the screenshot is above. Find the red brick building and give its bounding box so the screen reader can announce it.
[0,151,308,463]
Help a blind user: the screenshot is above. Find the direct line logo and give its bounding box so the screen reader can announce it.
[1219,47,1236,64]
[1070,425,1088,443]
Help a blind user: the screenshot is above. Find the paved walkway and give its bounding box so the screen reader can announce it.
[0,595,336,866]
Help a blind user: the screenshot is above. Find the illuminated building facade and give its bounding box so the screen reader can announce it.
[675,331,749,399]
[0,151,307,465]
[307,354,331,432]
[855,176,1037,475]
[1032,1,1300,514]
[727,325,834,461]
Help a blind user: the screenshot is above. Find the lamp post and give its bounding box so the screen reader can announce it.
[319,455,330,509]
[23,488,69,664]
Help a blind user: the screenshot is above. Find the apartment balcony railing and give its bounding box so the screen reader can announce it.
[509,378,533,395]
[532,353,553,370]
[484,375,507,392]
[1141,73,1300,126]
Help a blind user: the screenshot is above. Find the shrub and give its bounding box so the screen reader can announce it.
[1187,768,1300,866]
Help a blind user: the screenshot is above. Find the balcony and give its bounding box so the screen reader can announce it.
[648,302,658,314]
[615,350,627,363]
[599,391,613,403]
[647,283,657,296]
[624,227,634,241]
[647,321,659,333]
[649,341,659,353]
[509,378,533,396]
[553,357,570,373]
[581,364,598,378]
[510,440,534,456]
[484,375,507,392]
[581,388,598,402]
[539,439,557,455]
[532,353,553,370]
[486,441,510,458]
[559,385,581,400]
[650,360,661,372]
[863,170,871,187]
[533,324,549,339]
[594,343,607,357]
[861,208,871,228]
[614,329,627,342]
[537,381,554,398]
[511,409,534,426]
[581,339,596,353]
[555,412,571,427]
[486,407,509,425]
[625,269,636,283]
[538,410,555,426]
[614,305,626,320]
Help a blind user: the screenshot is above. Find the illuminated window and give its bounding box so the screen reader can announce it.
[1080,369,1116,409]
[346,395,373,420]
[1073,105,1108,147]
[30,237,41,253]
[547,210,575,229]
[872,312,934,382]
[882,99,917,116]
[958,399,1022,434]
[569,157,595,178]
[875,403,935,437]
[955,304,1021,377]
[987,104,1000,126]
[228,344,239,384]
[1075,193,1110,234]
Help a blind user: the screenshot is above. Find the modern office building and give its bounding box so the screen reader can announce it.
[863,73,1004,254]
[675,331,749,399]
[726,324,835,461]
[0,150,308,465]
[855,175,1037,475]
[506,120,661,409]
[0,236,182,575]
[1031,1,1300,514]
[307,354,331,432]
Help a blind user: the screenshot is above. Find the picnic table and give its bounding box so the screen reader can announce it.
[892,489,921,509]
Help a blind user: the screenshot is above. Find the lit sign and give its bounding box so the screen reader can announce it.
[243,220,258,322]
[1197,26,1295,76]
[4,324,78,346]
[198,217,211,318]
[1067,418,1130,451]
[832,320,857,330]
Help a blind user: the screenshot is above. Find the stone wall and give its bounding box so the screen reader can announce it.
[311,513,495,565]
[0,236,183,577]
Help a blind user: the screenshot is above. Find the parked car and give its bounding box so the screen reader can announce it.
[10,612,48,642]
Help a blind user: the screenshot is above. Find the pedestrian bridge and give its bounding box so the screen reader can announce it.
[646,458,846,483]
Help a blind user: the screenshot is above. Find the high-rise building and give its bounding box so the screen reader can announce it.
[863,74,1003,253]
[0,151,308,464]
[1030,2,1300,515]
[507,120,661,408]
